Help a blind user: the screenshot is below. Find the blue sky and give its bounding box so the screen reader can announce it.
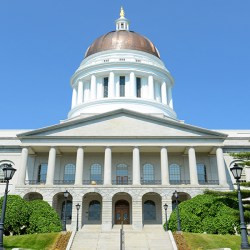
[0,1,250,129]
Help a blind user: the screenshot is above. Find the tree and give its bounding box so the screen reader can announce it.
[0,195,62,235]
[0,195,30,235]
[168,192,241,234]
[230,152,250,166]
[27,200,62,234]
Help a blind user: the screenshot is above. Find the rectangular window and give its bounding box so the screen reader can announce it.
[197,164,207,184]
[120,76,125,97]
[103,77,108,98]
[136,77,141,97]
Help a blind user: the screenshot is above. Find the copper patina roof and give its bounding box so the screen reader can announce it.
[85,30,160,58]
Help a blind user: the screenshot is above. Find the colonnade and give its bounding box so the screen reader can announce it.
[18,146,228,187]
[71,72,173,109]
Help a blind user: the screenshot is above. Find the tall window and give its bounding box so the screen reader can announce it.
[120,76,125,97]
[144,200,156,220]
[90,164,102,184]
[38,163,47,183]
[143,164,154,184]
[88,200,101,221]
[136,77,141,97]
[103,77,108,97]
[197,164,207,184]
[169,164,181,184]
[61,201,72,220]
[116,163,128,184]
[64,164,75,183]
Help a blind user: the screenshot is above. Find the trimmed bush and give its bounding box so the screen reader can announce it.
[27,200,62,234]
[168,194,240,234]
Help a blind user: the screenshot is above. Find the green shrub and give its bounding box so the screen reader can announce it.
[168,194,240,234]
[27,200,62,233]
[0,195,30,235]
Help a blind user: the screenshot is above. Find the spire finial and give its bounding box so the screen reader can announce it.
[120,6,125,18]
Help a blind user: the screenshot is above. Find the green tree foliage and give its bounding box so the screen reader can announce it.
[27,200,62,234]
[230,152,250,166]
[0,195,29,235]
[0,195,62,235]
[168,193,240,234]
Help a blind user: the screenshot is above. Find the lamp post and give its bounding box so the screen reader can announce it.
[76,203,80,231]
[173,190,181,232]
[163,203,168,231]
[62,190,69,231]
[230,163,250,249]
[0,164,16,250]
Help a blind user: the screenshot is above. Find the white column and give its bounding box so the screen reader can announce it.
[188,147,199,185]
[216,147,227,186]
[83,82,90,102]
[108,72,115,98]
[133,147,141,185]
[167,85,173,109]
[71,87,77,108]
[46,147,56,185]
[161,81,168,105]
[141,77,148,99]
[161,147,169,185]
[104,147,112,185]
[130,72,136,97]
[77,80,83,104]
[18,147,28,185]
[75,147,84,185]
[90,75,97,100]
[102,198,112,231]
[148,75,154,100]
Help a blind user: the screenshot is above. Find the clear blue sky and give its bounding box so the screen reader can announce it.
[1,1,250,129]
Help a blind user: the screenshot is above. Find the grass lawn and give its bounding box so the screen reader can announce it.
[183,232,250,250]
[3,232,60,250]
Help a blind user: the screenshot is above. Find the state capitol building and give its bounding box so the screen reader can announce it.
[0,9,250,231]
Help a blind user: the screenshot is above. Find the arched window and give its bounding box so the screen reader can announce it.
[144,200,156,220]
[61,200,72,220]
[88,200,101,221]
[197,164,207,184]
[38,163,47,183]
[90,164,102,184]
[116,164,128,184]
[169,164,181,184]
[143,164,154,184]
[64,164,75,184]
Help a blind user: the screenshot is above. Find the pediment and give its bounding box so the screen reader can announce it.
[18,110,227,139]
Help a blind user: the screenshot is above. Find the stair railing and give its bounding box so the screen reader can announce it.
[120,221,125,250]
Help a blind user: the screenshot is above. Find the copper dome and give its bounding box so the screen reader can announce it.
[85,30,160,58]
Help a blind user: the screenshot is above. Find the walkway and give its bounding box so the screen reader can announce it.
[70,225,176,250]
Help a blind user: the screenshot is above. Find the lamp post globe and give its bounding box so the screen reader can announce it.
[62,190,69,231]
[230,163,250,249]
[0,164,16,250]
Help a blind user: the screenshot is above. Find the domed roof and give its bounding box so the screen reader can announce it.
[85,30,160,58]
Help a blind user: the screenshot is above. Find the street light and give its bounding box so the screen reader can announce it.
[62,190,69,231]
[173,190,182,232]
[0,164,16,250]
[230,163,250,249]
[76,203,80,231]
[163,203,168,231]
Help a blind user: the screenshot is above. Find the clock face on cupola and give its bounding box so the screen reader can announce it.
[68,7,176,120]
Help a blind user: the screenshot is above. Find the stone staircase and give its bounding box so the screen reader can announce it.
[70,224,176,250]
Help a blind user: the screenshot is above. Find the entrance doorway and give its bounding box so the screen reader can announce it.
[115,200,130,224]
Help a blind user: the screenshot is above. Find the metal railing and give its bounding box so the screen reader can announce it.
[141,180,161,185]
[25,180,46,185]
[198,180,219,185]
[54,180,75,185]
[120,221,125,250]
[112,180,132,185]
[169,180,191,185]
[82,180,103,185]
